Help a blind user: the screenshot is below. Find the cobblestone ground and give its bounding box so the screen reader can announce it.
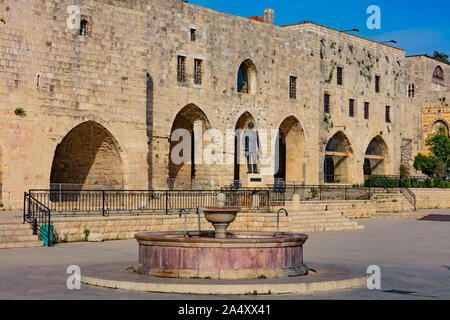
[0,210,449,300]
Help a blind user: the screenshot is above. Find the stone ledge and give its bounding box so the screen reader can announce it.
[80,262,367,295]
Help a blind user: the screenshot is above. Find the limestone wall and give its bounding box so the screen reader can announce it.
[0,0,426,209]
[412,188,450,209]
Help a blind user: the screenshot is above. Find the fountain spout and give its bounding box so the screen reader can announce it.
[276,208,288,236]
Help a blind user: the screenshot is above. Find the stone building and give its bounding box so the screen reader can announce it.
[0,0,448,209]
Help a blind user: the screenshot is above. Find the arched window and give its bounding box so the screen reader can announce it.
[80,19,88,36]
[237,60,256,94]
[407,84,415,97]
[433,66,444,81]
[432,66,444,91]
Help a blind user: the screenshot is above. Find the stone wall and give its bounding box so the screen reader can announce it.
[404,55,449,164]
[413,188,450,209]
[0,0,432,209]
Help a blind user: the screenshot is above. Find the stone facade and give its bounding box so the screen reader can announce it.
[404,55,449,159]
[0,0,446,209]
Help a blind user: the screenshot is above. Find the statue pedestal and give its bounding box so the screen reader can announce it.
[242,173,274,188]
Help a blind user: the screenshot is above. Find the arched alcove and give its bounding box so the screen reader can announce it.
[323,132,352,184]
[50,121,124,190]
[234,112,256,182]
[274,116,305,183]
[363,136,389,178]
[168,104,211,189]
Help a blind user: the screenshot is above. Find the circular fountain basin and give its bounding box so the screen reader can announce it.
[135,231,308,279]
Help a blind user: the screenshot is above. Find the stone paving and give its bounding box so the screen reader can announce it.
[0,209,449,300]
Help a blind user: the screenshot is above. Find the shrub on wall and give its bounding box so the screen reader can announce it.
[364,175,450,189]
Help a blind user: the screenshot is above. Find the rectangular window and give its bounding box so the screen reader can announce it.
[385,105,391,123]
[177,56,186,83]
[190,29,196,42]
[289,76,297,99]
[364,102,369,119]
[337,67,343,85]
[324,94,330,113]
[194,59,202,85]
[349,99,355,117]
[375,75,380,93]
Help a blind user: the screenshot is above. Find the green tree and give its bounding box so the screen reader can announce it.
[413,154,441,178]
[426,127,450,168]
[431,51,449,64]
[414,127,450,178]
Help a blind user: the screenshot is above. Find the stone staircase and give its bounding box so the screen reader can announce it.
[0,214,44,249]
[371,193,415,213]
[287,211,364,232]
[279,199,378,219]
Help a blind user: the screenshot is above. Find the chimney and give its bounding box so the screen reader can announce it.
[264,9,274,25]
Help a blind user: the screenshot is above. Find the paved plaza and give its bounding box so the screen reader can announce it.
[0,210,449,300]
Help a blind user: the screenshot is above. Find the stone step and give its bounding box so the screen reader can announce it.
[0,229,35,237]
[0,235,40,243]
[0,218,23,224]
[0,241,44,249]
[293,225,365,233]
[290,222,359,228]
[0,223,30,231]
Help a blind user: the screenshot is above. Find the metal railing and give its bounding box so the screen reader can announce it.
[23,192,53,247]
[28,189,270,215]
[266,184,372,203]
[167,178,216,191]
[400,187,417,211]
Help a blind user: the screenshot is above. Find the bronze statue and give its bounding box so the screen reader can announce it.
[242,122,262,174]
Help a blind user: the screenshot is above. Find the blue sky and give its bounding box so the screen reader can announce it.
[189,0,450,56]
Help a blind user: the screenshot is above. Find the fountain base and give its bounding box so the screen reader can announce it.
[135,230,308,279]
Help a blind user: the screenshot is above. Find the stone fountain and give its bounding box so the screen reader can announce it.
[135,194,308,279]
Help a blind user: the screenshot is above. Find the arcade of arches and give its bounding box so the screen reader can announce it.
[50,121,124,190]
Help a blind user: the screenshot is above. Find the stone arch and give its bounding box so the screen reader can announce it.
[323,131,352,184]
[50,121,124,190]
[237,59,257,94]
[234,112,256,182]
[275,116,305,182]
[363,136,390,178]
[431,119,449,136]
[433,66,444,82]
[168,104,211,189]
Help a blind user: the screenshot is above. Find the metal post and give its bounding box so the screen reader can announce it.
[102,190,105,216]
[165,191,169,215]
[23,192,26,224]
[33,218,37,236]
[48,211,51,247]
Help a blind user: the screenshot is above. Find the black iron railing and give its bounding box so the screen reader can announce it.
[28,189,271,215]
[400,187,417,211]
[267,184,372,202]
[23,192,53,247]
